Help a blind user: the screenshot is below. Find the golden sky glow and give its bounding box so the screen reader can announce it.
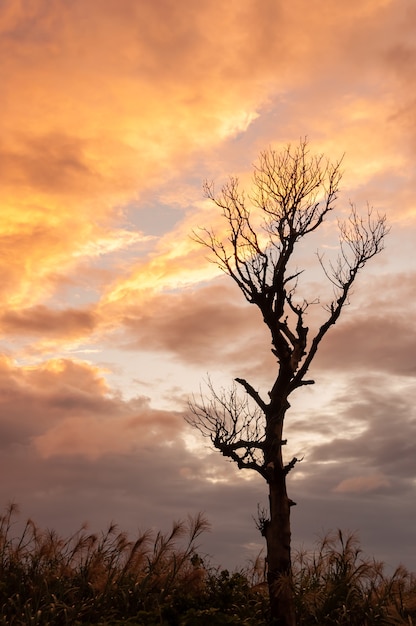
[1,0,415,570]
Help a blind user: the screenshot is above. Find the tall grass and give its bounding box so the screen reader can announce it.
[0,503,214,625]
[0,504,414,625]
[293,529,416,625]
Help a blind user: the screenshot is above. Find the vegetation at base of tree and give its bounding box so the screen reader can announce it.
[0,504,415,625]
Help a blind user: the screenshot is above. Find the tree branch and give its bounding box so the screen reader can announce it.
[235,378,268,412]
[284,456,302,475]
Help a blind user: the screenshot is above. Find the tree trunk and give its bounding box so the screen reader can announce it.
[265,474,296,626]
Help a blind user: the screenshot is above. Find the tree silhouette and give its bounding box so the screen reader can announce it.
[187,140,389,626]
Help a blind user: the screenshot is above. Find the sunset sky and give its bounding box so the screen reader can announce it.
[1,0,415,572]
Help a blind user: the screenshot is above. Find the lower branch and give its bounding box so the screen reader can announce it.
[284,456,303,475]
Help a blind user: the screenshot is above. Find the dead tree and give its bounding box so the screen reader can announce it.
[187,140,388,626]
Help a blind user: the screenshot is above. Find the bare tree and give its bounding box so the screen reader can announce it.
[187,140,389,626]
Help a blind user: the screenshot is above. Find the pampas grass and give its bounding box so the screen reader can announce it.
[0,504,414,625]
[293,529,416,625]
[0,503,210,625]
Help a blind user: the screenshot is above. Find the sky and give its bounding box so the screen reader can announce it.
[1,0,415,573]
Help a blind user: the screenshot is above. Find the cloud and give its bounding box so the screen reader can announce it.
[1,133,94,196]
[0,327,415,573]
[303,374,416,491]
[0,306,97,338]
[2,0,270,312]
[0,356,183,457]
[333,474,391,494]
[117,280,265,364]
[315,313,416,377]
[0,353,267,569]
[101,266,416,386]
[1,0,414,317]
[313,272,416,377]
[33,403,182,461]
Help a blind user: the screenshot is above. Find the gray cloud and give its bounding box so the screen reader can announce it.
[116,269,416,385]
[307,376,416,480]
[1,354,415,574]
[120,280,269,366]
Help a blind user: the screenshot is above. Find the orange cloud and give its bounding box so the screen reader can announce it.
[1,0,413,317]
[334,474,391,494]
[1,1,271,312]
